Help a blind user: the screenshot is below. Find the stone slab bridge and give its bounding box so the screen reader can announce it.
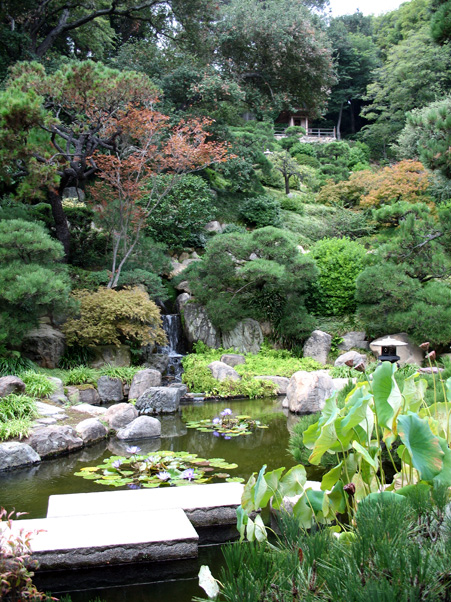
[3,480,321,569]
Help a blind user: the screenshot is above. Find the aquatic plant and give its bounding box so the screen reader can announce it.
[185,407,268,437]
[75,450,244,488]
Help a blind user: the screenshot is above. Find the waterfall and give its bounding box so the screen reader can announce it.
[158,314,185,382]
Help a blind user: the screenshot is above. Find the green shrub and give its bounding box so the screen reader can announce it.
[0,354,37,376]
[18,371,56,398]
[63,366,98,386]
[240,194,281,228]
[0,219,72,349]
[279,195,305,213]
[293,153,321,169]
[62,286,167,348]
[0,393,37,441]
[308,237,367,316]
[99,365,142,385]
[146,174,214,248]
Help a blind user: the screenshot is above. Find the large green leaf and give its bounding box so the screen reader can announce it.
[433,437,451,488]
[260,466,285,508]
[328,480,346,514]
[402,373,426,414]
[420,403,451,441]
[305,488,325,513]
[352,441,378,469]
[372,361,402,430]
[279,465,307,498]
[293,494,313,528]
[236,505,249,541]
[253,465,268,508]
[397,413,444,481]
[241,472,256,512]
[321,461,343,491]
[341,387,372,434]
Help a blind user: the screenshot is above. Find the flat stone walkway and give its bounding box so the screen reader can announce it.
[3,508,198,570]
[47,482,245,527]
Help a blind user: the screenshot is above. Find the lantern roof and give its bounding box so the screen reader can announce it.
[372,336,408,347]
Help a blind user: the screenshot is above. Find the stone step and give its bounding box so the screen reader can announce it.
[3,508,198,570]
[47,482,245,527]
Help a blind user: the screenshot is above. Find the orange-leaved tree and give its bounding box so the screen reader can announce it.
[90,104,230,288]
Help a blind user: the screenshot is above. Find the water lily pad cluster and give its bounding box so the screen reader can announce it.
[74,448,244,488]
[185,408,268,438]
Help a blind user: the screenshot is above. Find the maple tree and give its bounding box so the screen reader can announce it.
[0,60,157,258]
[89,106,229,288]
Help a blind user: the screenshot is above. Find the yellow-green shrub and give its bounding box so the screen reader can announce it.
[62,287,166,348]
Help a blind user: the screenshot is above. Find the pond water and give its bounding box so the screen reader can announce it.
[0,397,316,601]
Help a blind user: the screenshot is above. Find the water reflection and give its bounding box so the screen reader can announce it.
[0,397,298,520]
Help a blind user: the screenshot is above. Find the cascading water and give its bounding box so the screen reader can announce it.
[158,314,185,382]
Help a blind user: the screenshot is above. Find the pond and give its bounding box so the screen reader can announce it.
[0,397,313,601]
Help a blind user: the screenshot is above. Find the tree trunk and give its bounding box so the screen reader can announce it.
[349,101,356,134]
[48,189,71,260]
[284,174,290,195]
[336,101,344,140]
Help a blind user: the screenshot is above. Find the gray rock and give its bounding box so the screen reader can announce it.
[97,376,124,403]
[66,386,101,406]
[204,220,224,233]
[76,418,108,444]
[370,333,424,366]
[90,345,131,369]
[0,376,26,398]
[221,319,263,354]
[168,383,188,397]
[35,401,67,417]
[169,257,199,278]
[303,330,332,365]
[27,425,83,458]
[286,370,334,413]
[176,292,191,313]
[0,442,41,471]
[332,378,355,392]
[62,186,85,202]
[128,369,162,400]
[70,403,107,416]
[207,361,241,382]
[175,280,191,294]
[143,352,169,374]
[254,376,290,395]
[338,331,369,351]
[183,302,221,348]
[104,403,138,430]
[136,387,182,414]
[116,416,161,440]
[334,350,367,369]
[21,324,66,369]
[220,353,246,367]
[46,377,68,405]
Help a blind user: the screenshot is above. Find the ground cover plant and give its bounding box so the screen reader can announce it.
[75,449,243,488]
[185,407,268,437]
[181,343,324,398]
[0,394,38,441]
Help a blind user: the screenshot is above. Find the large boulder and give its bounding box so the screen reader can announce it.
[135,387,183,414]
[334,350,367,369]
[220,354,246,367]
[338,331,369,351]
[141,351,169,374]
[97,376,124,403]
[66,385,101,406]
[46,377,68,405]
[254,376,290,395]
[27,425,84,458]
[104,403,138,430]
[303,330,332,365]
[21,324,65,369]
[221,319,263,354]
[182,302,221,348]
[286,370,334,413]
[70,403,107,416]
[128,369,162,400]
[176,292,191,313]
[0,442,41,471]
[76,418,108,444]
[90,345,131,369]
[116,416,161,440]
[208,361,240,382]
[0,376,26,398]
[370,333,423,366]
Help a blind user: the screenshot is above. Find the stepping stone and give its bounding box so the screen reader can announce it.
[47,482,244,527]
[3,508,198,570]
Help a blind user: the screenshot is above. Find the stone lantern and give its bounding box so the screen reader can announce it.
[372,336,408,364]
